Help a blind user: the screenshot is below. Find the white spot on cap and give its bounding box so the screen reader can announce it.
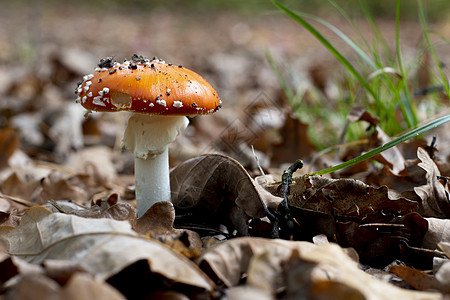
[149,103,154,107]
[75,96,81,103]
[156,99,166,107]
[87,92,93,97]
[83,74,94,81]
[82,96,87,103]
[173,101,183,108]
[102,87,109,94]
[83,81,92,92]
[93,96,106,107]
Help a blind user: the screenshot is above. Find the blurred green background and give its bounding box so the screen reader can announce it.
[3,0,450,20]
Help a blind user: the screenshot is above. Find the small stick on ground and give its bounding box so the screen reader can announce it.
[267,159,303,239]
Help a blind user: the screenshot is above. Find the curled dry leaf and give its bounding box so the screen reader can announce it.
[422,218,450,250]
[46,199,136,222]
[414,147,450,218]
[370,126,406,176]
[389,264,449,293]
[37,173,89,205]
[170,154,283,236]
[60,272,126,300]
[6,273,60,300]
[134,201,203,258]
[0,207,214,292]
[64,146,117,186]
[5,271,125,300]
[197,237,440,299]
[0,172,42,204]
[197,237,316,288]
[270,111,316,164]
[292,176,418,222]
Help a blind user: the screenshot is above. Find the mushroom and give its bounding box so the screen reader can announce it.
[75,55,221,218]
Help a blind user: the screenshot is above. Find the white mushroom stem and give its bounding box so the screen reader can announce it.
[134,147,170,217]
[122,113,189,218]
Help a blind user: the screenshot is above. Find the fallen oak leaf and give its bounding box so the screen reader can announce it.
[414,147,450,218]
[134,201,203,259]
[46,198,136,222]
[170,154,283,236]
[389,265,446,292]
[196,237,316,288]
[422,218,450,250]
[196,237,440,299]
[0,172,42,203]
[291,175,418,223]
[0,206,214,292]
[60,272,126,300]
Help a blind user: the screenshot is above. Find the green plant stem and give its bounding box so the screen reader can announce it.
[395,0,417,128]
[272,0,379,102]
[307,114,450,176]
[417,0,450,98]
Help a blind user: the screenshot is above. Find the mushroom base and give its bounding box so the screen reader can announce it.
[134,147,170,218]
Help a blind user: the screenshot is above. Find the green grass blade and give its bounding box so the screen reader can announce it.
[299,12,377,70]
[271,0,378,101]
[358,0,393,63]
[327,0,373,58]
[418,0,450,98]
[265,50,295,101]
[395,0,417,128]
[307,114,450,176]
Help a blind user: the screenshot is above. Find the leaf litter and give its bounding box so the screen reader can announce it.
[0,4,450,300]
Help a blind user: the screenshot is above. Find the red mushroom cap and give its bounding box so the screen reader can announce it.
[75,56,221,115]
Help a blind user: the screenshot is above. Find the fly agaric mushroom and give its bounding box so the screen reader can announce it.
[75,55,221,218]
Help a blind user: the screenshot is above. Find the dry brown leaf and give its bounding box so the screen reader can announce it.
[294,176,418,222]
[0,172,41,203]
[347,106,380,126]
[415,147,450,218]
[134,201,176,236]
[170,154,282,236]
[134,201,203,258]
[0,207,214,291]
[37,173,88,204]
[45,199,136,222]
[389,265,445,292]
[370,127,406,176]
[422,218,450,250]
[64,146,117,185]
[197,237,316,288]
[0,256,45,285]
[271,111,316,164]
[42,259,85,285]
[0,128,20,170]
[225,285,273,300]
[6,274,60,300]
[197,237,440,299]
[60,273,125,300]
[145,290,190,300]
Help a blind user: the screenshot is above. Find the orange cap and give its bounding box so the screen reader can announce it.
[75,55,221,115]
